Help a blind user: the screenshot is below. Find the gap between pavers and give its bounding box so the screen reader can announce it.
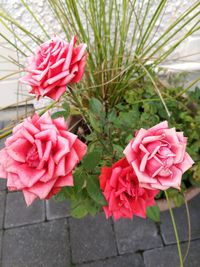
[144,239,200,267]
[0,191,6,230]
[2,219,70,267]
[69,213,118,264]
[74,253,145,267]
[114,217,163,254]
[160,193,200,245]
[4,192,45,229]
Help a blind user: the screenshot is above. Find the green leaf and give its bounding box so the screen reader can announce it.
[53,187,74,201]
[84,197,99,216]
[62,102,70,117]
[86,175,107,205]
[172,194,185,207]
[70,202,88,218]
[89,97,103,114]
[73,171,85,193]
[89,114,101,132]
[167,189,185,207]
[190,177,200,188]
[82,150,101,171]
[51,110,68,119]
[146,206,160,222]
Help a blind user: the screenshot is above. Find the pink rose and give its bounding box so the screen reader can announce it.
[124,121,194,191]
[0,112,87,205]
[20,36,87,101]
[99,158,159,220]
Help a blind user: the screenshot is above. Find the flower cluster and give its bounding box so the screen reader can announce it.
[99,121,194,220]
[0,36,194,221]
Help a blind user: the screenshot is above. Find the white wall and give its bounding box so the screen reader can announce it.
[0,0,199,108]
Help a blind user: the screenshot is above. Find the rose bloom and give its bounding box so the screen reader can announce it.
[124,121,194,191]
[20,36,87,101]
[0,112,87,205]
[99,158,159,220]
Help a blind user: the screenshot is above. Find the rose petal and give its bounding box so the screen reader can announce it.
[23,190,37,206]
[176,152,194,173]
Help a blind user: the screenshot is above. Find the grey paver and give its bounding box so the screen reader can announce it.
[114,217,163,254]
[0,191,6,229]
[0,179,6,191]
[5,192,45,228]
[69,213,117,264]
[144,239,200,267]
[2,219,70,267]
[46,199,70,220]
[160,193,200,245]
[76,253,145,267]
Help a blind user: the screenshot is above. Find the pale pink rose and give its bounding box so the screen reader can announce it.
[124,121,194,190]
[99,158,159,220]
[0,112,87,205]
[20,36,87,101]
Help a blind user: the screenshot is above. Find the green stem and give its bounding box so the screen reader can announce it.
[183,196,191,262]
[165,191,184,267]
[67,86,92,132]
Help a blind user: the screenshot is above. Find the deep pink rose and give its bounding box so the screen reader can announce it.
[99,158,159,220]
[20,36,87,100]
[0,112,87,205]
[124,121,194,191]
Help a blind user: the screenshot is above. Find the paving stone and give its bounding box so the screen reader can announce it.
[160,193,200,245]
[69,213,117,264]
[144,239,200,267]
[5,192,45,228]
[0,191,6,229]
[46,199,70,220]
[2,219,70,267]
[0,179,6,191]
[75,254,145,267]
[114,217,163,254]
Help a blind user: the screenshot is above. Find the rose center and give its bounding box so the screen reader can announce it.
[26,145,39,168]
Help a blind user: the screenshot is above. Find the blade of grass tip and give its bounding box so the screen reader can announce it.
[155,23,200,65]
[0,33,27,57]
[165,191,184,267]
[47,0,69,38]
[176,76,200,98]
[136,56,171,118]
[0,18,33,54]
[66,0,88,42]
[183,195,191,262]
[0,10,43,45]
[8,56,25,69]
[144,2,168,51]
[0,70,25,81]
[142,1,200,58]
[136,0,167,54]
[0,54,24,68]
[134,0,151,53]
[20,0,50,39]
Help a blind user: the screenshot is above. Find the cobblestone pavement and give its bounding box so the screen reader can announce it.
[0,124,200,267]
